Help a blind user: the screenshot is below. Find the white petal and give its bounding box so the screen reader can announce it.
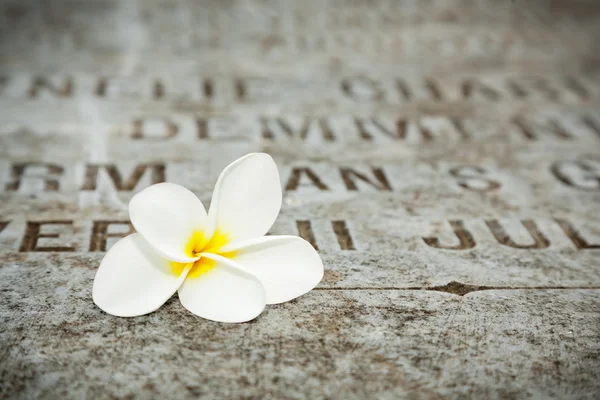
[177,253,266,323]
[207,153,282,242]
[92,234,190,317]
[223,236,324,304]
[129,182,207,263]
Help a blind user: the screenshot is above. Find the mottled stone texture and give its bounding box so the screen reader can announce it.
[1,0,600,399]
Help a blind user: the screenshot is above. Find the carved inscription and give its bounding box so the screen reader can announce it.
[555,219,600,250]
[354,118,433,141]
[513,117,571,141]
[5,161,600,193]
[0,75,594,103]
[485,220,550,249]
[450,166,501,192]
[104,113,599,143]
[285,168,329,191]
[28,77,73,98]
[89,220,135,251]
[423,220,476,250]
[296,220,318,250]
[261,118,335,141]
[81,164,165,191]
[5,163,64,192]
[340,167,391,191]
[131,118,178,140]
[551,160,600,190]
[19,221,75,252]
[581,116,600,138]
[341,76,591,103]
[3,219,598,253]
[423,219,600,250]
[331,220,356,250]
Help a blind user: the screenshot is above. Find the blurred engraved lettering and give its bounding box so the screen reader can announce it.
[564,76,590,100]
[296,220,318,250]
[28,76,72,98]
[153,80,165,99]
[423,220,476,250]
[395,78,443,101]
[512,117,572,141]
[89,220,135,251]
[96,77,142,98]
[354,118,433,141]
[462,79,501,101]
[485,220,550,249]
[555,219,600,250]
[581,116,600,138]
[341,76,384,102]
[19,221,75,252]
[131,118,178,140]
[450,166,501,192]
[81,164,165,191]
[506,77,560,101]
[332,220,356,250]
[261,117,335,141]
[285,168,329,191]
[551,160,600,190]
[5,162,63,192]
[340,167,391,191]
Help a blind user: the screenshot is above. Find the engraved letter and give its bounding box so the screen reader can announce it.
[507,77,560,101]
[89,220,135,251]
[81,163,165,191]
[261,117,334,141]
[296,220,318,250]
[5,162,63,192]
[449,166,501,192]
[332,220,356,250]
[354,118,433,141]
[396,78,443,101]
[341,76,384,102]
[462,79,500,101]
[564,76,589,101]
[285,168,329,191]
[340,167,391,191]
[19,221,75,252]
[153,79,165,99]
[581,116,600,139]
[555,219,600,250]
[485,219,550,249]
[512,116,571,141]
[28,76,73,98]
[96,77,141,98]
[131,118,178,140]
[550,160,600,190]
[423,220,476,250]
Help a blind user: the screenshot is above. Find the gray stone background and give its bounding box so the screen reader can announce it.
[0,0,599,398]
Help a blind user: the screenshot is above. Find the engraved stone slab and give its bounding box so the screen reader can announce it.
[0,0,599,399]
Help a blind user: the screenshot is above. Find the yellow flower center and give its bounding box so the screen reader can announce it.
[171,230,236,279]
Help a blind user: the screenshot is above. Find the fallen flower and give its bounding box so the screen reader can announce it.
[92,153,323,323]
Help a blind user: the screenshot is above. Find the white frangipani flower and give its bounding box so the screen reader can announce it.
[92,153,324,323]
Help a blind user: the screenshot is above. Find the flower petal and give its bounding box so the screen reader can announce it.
[129,182,207,263]
[92,234,190,317]
[207,153,282,242]
[177,253,266,323]
[223,236,324,304]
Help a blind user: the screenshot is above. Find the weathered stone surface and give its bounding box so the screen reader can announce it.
[1,0,599,399]
[1,268,599,399]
